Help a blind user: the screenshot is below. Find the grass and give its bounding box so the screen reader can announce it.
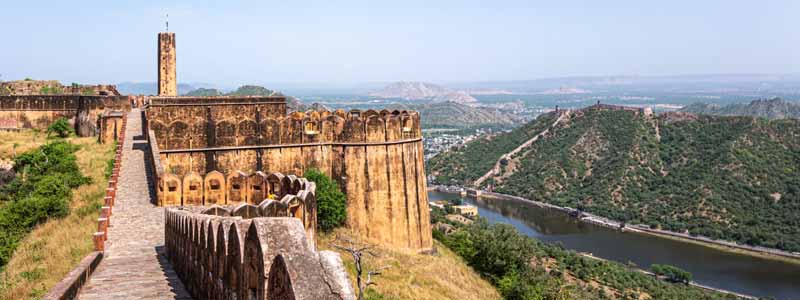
[0,130,113,300]
[0,130,48,160]
[319,228,500,300]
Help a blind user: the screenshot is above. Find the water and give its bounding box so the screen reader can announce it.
[429,191,800,300]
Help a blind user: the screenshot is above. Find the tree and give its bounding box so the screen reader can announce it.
[46,118,72,138]
[332,236,389,300]
[651,264,692,284]
[304,169,346,232]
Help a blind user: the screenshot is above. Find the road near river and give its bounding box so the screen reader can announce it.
[429,191,800,300]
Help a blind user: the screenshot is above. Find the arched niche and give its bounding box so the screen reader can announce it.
[182,172,203,205]
[204,171,226,205]
[248,171,269,205]
[267,254,296,300]
[160,173,182,206]
[226,171,248,205]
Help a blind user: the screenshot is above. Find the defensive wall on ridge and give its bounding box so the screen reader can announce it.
[0,95,131,137]
[145,96,433,251]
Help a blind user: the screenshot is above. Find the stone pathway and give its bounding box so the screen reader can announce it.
[80,109,192,299]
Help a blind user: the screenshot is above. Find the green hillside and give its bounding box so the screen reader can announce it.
[680,97,800,119]
[428,107,800,252]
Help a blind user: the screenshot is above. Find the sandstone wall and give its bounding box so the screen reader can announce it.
[164,208,354,300]
[147,106,433,251]
[158,32,177,96]
[0,95,130,136]
[0,80,119,96]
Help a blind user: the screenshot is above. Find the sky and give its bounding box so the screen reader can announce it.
[0,0,797,87]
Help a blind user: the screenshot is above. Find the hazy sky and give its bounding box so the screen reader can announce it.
[0,0,797,86]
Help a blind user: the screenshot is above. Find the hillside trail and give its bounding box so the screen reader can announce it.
[79,109,192,299]
[473,110,570,187]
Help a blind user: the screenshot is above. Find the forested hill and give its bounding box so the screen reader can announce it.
[680,97,800,119]
[427,106,800,252]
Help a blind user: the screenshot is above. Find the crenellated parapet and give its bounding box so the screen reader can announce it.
[156,170,319,246]
[164,208,354,300]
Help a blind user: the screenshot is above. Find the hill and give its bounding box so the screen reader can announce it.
[116,82,202,95]
[681,97,800,119]
[184,85,307,111]
[428,106,800,252]
[370,82,478,104]
[319,229,500,300]
[391,101,520,129]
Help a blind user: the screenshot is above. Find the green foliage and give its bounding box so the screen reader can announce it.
[427,112,557,184]
[46,118,72,138]
[184,88,223,97]
[651,264,693,284]
[0,141,90,267]
[433,108,800,252]
[435,218,734,300]
[304,169,346,232]
[39,86,64,95]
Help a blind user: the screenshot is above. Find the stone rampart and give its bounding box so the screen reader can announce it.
[157,170,320,246]
[164,208,354,300]
[0,95,131,136]
[147,106,432,251]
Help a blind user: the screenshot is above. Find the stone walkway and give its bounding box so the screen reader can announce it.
[80,109,192,299]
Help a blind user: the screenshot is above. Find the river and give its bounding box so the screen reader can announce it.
[428,191,800,300]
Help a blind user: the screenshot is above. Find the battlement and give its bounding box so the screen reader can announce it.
[165,208,354,300]
[0,80,120,96]
[145,106,432,251]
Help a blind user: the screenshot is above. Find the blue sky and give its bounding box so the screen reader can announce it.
[0,0,797,86]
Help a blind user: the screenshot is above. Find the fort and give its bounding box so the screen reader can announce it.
[10,30,433,299]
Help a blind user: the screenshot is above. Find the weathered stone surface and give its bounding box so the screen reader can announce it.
[164,210,354,300]
[158,32,177,96]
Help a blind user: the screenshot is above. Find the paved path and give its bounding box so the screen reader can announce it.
[80,109,192,299]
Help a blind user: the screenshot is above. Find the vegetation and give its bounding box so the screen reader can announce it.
[46,118,72,138]
[0,131,113,299]
[39,86,64,95]
[304,169,347,232]
[426,112,557,184]
[429,108,800,253]
[320,228,500,300]
[432,211,737,300]
[0,141,91,266]
[390,101,520,129]
[650,264,692,284]
[681,97,800,119]
[184,88,223,97]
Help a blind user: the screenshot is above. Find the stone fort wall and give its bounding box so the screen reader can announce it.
[0,95,131,136]
[145,96,432,251]
[165,208,354,300]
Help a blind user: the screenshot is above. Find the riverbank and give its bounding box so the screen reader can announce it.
[430,185,800,266]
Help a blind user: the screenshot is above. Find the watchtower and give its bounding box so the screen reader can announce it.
[158,32,177,96]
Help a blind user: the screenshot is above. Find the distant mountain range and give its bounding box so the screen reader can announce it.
[680,98,800,119]
[369,82,478,104]
[116,82,219,96]
[389,101,519,129]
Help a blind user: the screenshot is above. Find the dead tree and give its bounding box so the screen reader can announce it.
[332,235,390,300]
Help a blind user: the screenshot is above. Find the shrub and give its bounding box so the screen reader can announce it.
[46,118,73,138]
[303,169,346,232]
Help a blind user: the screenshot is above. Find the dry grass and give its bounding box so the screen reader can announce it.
[0,132,112,300]
[319,229,500,300]
[0,130,49,160]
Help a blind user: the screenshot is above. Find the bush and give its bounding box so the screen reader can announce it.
[46,118,73,138]
[0,141,89,267]
[303,169,346,232]
[651,264,693,284]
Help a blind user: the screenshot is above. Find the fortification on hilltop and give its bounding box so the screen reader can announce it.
[144,95,433,251]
